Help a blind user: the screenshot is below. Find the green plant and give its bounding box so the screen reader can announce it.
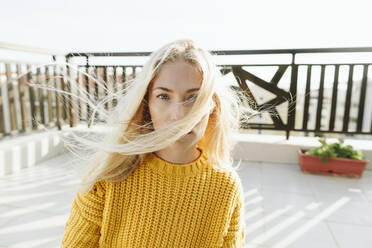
[314,132,325,138]
[305,138,365,163]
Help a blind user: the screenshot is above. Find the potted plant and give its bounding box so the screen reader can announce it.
[298,138,368,178]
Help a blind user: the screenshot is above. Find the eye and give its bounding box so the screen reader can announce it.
[157,94,169,101]
[186,94,197,103]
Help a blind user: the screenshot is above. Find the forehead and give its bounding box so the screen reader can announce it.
[151,60,202,91]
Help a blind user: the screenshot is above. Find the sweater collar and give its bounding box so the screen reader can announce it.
[144,146,208,176]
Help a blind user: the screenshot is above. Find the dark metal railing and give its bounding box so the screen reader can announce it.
[1,44,372,140]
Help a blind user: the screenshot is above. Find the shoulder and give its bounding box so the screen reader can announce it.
[208,164,244,198]
[219,169,245,211]
[226,169,244,198]
[209,163,242,185]
[80,180,107,198]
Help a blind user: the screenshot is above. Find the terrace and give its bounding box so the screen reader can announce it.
[0,43,372,248]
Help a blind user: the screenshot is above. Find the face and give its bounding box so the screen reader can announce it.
[148,60,210,145]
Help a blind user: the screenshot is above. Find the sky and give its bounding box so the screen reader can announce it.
[1,0,372,53]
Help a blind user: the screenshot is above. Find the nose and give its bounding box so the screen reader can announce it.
[170,102,187,121]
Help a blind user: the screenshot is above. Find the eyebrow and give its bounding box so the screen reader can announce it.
[153,87,200,93]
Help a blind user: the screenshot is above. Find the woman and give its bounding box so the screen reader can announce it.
[61,39,247,247]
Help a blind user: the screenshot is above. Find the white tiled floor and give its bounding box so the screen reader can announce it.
[0,153,371,248]
[237,161,372,248]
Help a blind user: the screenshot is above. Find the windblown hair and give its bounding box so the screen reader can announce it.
[31,39,253,194]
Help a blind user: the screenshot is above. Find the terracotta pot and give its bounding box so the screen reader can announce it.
[298,149,368,178]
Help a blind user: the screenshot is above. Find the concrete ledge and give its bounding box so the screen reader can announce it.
[0,124,109,177]
[232,133,372,170]
[0,129,67,176]
[1,126,371,177]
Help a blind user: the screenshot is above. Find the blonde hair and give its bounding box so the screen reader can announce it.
[34,39,252,194]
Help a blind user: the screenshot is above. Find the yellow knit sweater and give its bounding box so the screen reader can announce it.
[61,147,246,247]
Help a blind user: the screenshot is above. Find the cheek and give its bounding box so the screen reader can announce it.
[148,99,166,127]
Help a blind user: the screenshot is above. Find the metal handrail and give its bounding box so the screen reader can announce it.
[66,47,372,58]
[0,41,66,56]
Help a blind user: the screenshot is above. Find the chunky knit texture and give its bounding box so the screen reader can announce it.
[61,146,246,247]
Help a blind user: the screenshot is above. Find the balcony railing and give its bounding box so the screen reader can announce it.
[1,43,372,140]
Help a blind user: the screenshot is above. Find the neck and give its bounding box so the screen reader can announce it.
[154,144,201,164]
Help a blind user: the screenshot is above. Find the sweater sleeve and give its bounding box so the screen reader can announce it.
[61,180,106,248]
[221,178,246,248]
